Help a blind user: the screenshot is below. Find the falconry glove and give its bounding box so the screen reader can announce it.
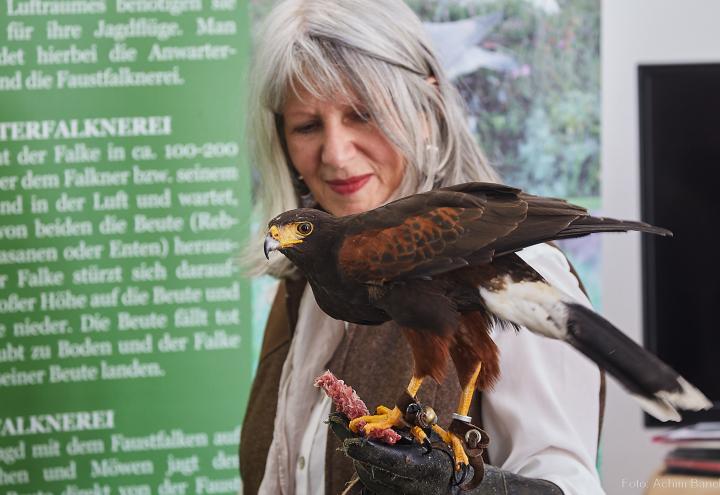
[329,412,563,495]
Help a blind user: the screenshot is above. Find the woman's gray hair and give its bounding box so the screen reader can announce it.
[244,0,501,278]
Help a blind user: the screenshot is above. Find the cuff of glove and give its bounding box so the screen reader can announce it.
[348,463,564,495]
[347,460,564,495]
[475,465,563,495]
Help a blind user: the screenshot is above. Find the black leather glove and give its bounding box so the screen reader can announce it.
[328,412,563,495]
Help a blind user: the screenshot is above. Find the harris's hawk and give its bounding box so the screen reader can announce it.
[263,182,711,473]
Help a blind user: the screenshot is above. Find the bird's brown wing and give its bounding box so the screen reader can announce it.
[337,183,532,283]
[490,192,588,255]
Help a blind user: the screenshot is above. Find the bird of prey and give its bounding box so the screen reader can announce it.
[263,182,711,473]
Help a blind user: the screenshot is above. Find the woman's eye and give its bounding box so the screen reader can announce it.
[352,111,371,123]
[293,121,319,134]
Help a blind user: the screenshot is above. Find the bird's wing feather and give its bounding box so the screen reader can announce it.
[337,183,530,283]
[490,193,589,255]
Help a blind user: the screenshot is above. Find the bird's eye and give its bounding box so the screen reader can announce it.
[296,222,313,236]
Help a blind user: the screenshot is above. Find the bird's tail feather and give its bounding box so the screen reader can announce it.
[564,303,711,421]
[559,216,672,239]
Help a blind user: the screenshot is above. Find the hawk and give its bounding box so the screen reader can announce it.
[264,182,711,472]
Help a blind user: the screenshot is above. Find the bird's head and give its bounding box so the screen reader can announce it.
[264,208,337,265]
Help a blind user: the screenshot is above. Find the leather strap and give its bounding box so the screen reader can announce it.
[449,418,490,490]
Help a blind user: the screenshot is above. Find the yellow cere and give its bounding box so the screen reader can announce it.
[269,224,304,247]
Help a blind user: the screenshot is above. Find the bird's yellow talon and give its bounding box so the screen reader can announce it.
[432,425,469,471]
[410,426,426,443]
[375,405,392,415]
[411,426,433,452]
[349,414,382,433]
[431,424,451,443]
[349,406,403,434]
[449,433,469,471]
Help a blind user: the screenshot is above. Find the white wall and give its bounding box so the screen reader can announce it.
[601,1,720,493]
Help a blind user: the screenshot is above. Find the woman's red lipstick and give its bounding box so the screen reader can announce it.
[326,174,372,195]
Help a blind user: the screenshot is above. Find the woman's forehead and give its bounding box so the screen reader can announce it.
[282,81,363,113]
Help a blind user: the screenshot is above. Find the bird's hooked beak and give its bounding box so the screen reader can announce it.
[264,232,280,260]
[264,224,303,259]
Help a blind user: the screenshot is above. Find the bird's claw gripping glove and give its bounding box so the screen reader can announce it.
[396,391,489,488]
[328,412,564,495]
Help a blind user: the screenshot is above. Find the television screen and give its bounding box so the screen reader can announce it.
[639,64,720,426]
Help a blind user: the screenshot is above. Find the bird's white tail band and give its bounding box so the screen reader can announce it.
[479,277,712,422]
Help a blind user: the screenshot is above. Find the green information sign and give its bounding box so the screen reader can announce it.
[0,1,253,493]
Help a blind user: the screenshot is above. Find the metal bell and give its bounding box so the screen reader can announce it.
[417,405,438,429]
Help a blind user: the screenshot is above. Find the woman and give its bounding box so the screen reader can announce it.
[239,1,605,494]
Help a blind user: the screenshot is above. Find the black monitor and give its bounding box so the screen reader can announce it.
[639,63,720,426]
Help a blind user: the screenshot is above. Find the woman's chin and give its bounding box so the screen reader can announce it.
[327,204,367,217]
[320,193,381,216]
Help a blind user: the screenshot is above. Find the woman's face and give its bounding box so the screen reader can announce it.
[282,86,406,217]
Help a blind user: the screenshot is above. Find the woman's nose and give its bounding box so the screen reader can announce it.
[321,121,355,168]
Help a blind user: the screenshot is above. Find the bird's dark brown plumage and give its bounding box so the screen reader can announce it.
[266,181,708,425]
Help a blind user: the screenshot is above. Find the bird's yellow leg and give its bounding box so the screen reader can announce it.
[457,363,481,417]
[434,362,483,471]
[407,376,423,397]
[349,376,425,436]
